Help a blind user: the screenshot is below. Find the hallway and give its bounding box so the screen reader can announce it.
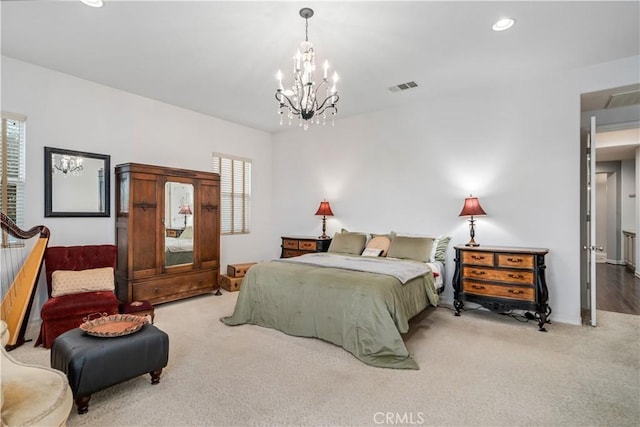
[596,263,640,315]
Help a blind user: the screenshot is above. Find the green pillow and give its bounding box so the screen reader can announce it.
[328,232,367,255]
[387,236,434,262]
[431,236,451,262]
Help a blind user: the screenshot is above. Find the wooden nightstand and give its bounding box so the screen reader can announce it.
[165,228,184,238]
[281,236,332,258]
[452,245,551,331]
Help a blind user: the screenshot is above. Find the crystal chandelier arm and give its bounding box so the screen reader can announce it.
[276,90,302,114]
[315,93,339,114]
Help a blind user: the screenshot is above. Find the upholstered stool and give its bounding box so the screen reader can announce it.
[50,324,169,414]
[119,300,155,323]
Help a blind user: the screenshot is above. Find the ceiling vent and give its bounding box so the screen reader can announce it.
[605,89,640,109]
[389,81,418,93]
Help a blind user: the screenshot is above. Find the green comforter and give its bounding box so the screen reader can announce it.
[220,256,439,369]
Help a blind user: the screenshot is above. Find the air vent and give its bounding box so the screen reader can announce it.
[389,81,419,93]
[605,89,640,109]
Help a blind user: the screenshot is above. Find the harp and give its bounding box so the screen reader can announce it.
[0,212,50,350]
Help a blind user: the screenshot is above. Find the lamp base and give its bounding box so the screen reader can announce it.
[465,242,480,247]
[318,234,330,240]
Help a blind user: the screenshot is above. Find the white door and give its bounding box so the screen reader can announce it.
[585,116,598,326]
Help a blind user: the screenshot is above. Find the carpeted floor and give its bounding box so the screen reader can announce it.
[11,290,640,427]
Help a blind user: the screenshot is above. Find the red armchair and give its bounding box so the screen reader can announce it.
[36,245,119,348]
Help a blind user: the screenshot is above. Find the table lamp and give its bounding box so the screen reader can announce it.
[178,204,193,228]
[315,200,334,239]
[459,195,486,247]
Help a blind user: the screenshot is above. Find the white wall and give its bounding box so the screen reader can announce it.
[272,55,640,325]
[1,57,274,326]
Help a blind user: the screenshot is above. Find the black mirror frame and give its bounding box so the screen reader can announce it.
[44,147,111,217]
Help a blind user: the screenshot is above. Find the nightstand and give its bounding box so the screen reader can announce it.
[165,228,184,238]
[452,245,551,331]
[281,236,332,258]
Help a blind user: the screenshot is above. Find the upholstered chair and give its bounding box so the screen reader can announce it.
[1,320,73,426]
[36,245,119,348]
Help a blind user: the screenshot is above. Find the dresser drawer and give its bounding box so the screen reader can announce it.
[282,249,301,258]
[299,240,318,251]
[497,253,534,269]
[462,251,494,266]
[463,266,534,285]
[133,270,215,302]
[463,280,535,301]
[282,239,299,249]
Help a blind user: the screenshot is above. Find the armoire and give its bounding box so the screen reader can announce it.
[114,163,221,305]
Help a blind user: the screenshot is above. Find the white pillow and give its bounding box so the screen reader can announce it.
[51,267,114,297]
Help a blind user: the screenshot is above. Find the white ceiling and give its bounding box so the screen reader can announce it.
[1,1,639,133]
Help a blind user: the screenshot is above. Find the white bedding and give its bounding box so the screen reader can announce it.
[426,261,444,290]
[165,237,193,253]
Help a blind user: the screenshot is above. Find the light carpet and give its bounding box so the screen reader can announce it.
[10,290,640,427]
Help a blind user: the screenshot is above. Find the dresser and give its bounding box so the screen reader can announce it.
[281,236,332,258]
[452,245,550,331]
[115,163,221,305]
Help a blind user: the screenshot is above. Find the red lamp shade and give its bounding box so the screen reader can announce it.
[315,200,334,217]
[458,196,486,217]
[178,204,193,215]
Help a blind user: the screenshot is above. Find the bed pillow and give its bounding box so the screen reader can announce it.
[430,236,451,262]
[51,267,115,297]
[179,226,193,239]
[328,232,367,255]
[386,236,434,262]
[361,247,383,257]
[365,235,392,256]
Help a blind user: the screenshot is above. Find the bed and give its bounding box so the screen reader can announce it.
[165,226,193,265]
[221,232,450,369]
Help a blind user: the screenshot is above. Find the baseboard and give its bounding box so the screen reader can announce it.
[606,259,626,266]
[635,271,640,279]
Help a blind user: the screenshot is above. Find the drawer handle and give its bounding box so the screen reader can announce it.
[507,257,523,263]
[508,274,525,280]
[471,255,486,260]
[508,289,524,295]
[154,287,160,294]
[470,270,486,275]
[471,285,486,290]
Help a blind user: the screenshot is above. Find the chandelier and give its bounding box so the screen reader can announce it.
[52,154,83,176]
[275,7,339,130]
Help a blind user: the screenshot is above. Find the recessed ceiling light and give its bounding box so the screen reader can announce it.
[81,0,104,8]
[492,17,515,32]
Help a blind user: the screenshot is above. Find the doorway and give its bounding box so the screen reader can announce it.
[580,84,640,321]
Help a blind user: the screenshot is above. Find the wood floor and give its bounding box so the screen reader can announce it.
[596,263,640,315]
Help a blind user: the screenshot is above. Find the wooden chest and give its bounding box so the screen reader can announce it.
[453,245,550,331]
[220,274,243,292]
[227,263,256,278]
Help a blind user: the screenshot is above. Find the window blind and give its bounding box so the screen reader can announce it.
[1,113,26,227]
[212,153,251,235]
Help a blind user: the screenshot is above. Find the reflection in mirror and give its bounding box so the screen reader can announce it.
[165,181,194,267]
[44,147,110,217]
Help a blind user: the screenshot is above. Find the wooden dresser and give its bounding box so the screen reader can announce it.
[115,163,221,305]
[281,236,332,258]
[452,245,550,331]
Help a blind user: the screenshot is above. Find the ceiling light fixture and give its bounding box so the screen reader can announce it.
[492,17,515,32]
[81,0,104,7]
[275,7,339,130]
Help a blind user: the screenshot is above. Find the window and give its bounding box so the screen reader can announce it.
[1,112,26,229]
[212,153,251,235]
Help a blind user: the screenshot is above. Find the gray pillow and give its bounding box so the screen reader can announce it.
[387,236,434,262]
[328,232,367,255]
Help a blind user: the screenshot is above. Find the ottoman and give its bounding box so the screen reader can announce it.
[51,324,169,414]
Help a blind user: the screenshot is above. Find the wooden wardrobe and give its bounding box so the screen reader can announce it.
[115,163,220,305]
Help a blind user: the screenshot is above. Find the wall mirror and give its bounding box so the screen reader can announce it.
[164,181,194,267]
[44,147,110,217]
